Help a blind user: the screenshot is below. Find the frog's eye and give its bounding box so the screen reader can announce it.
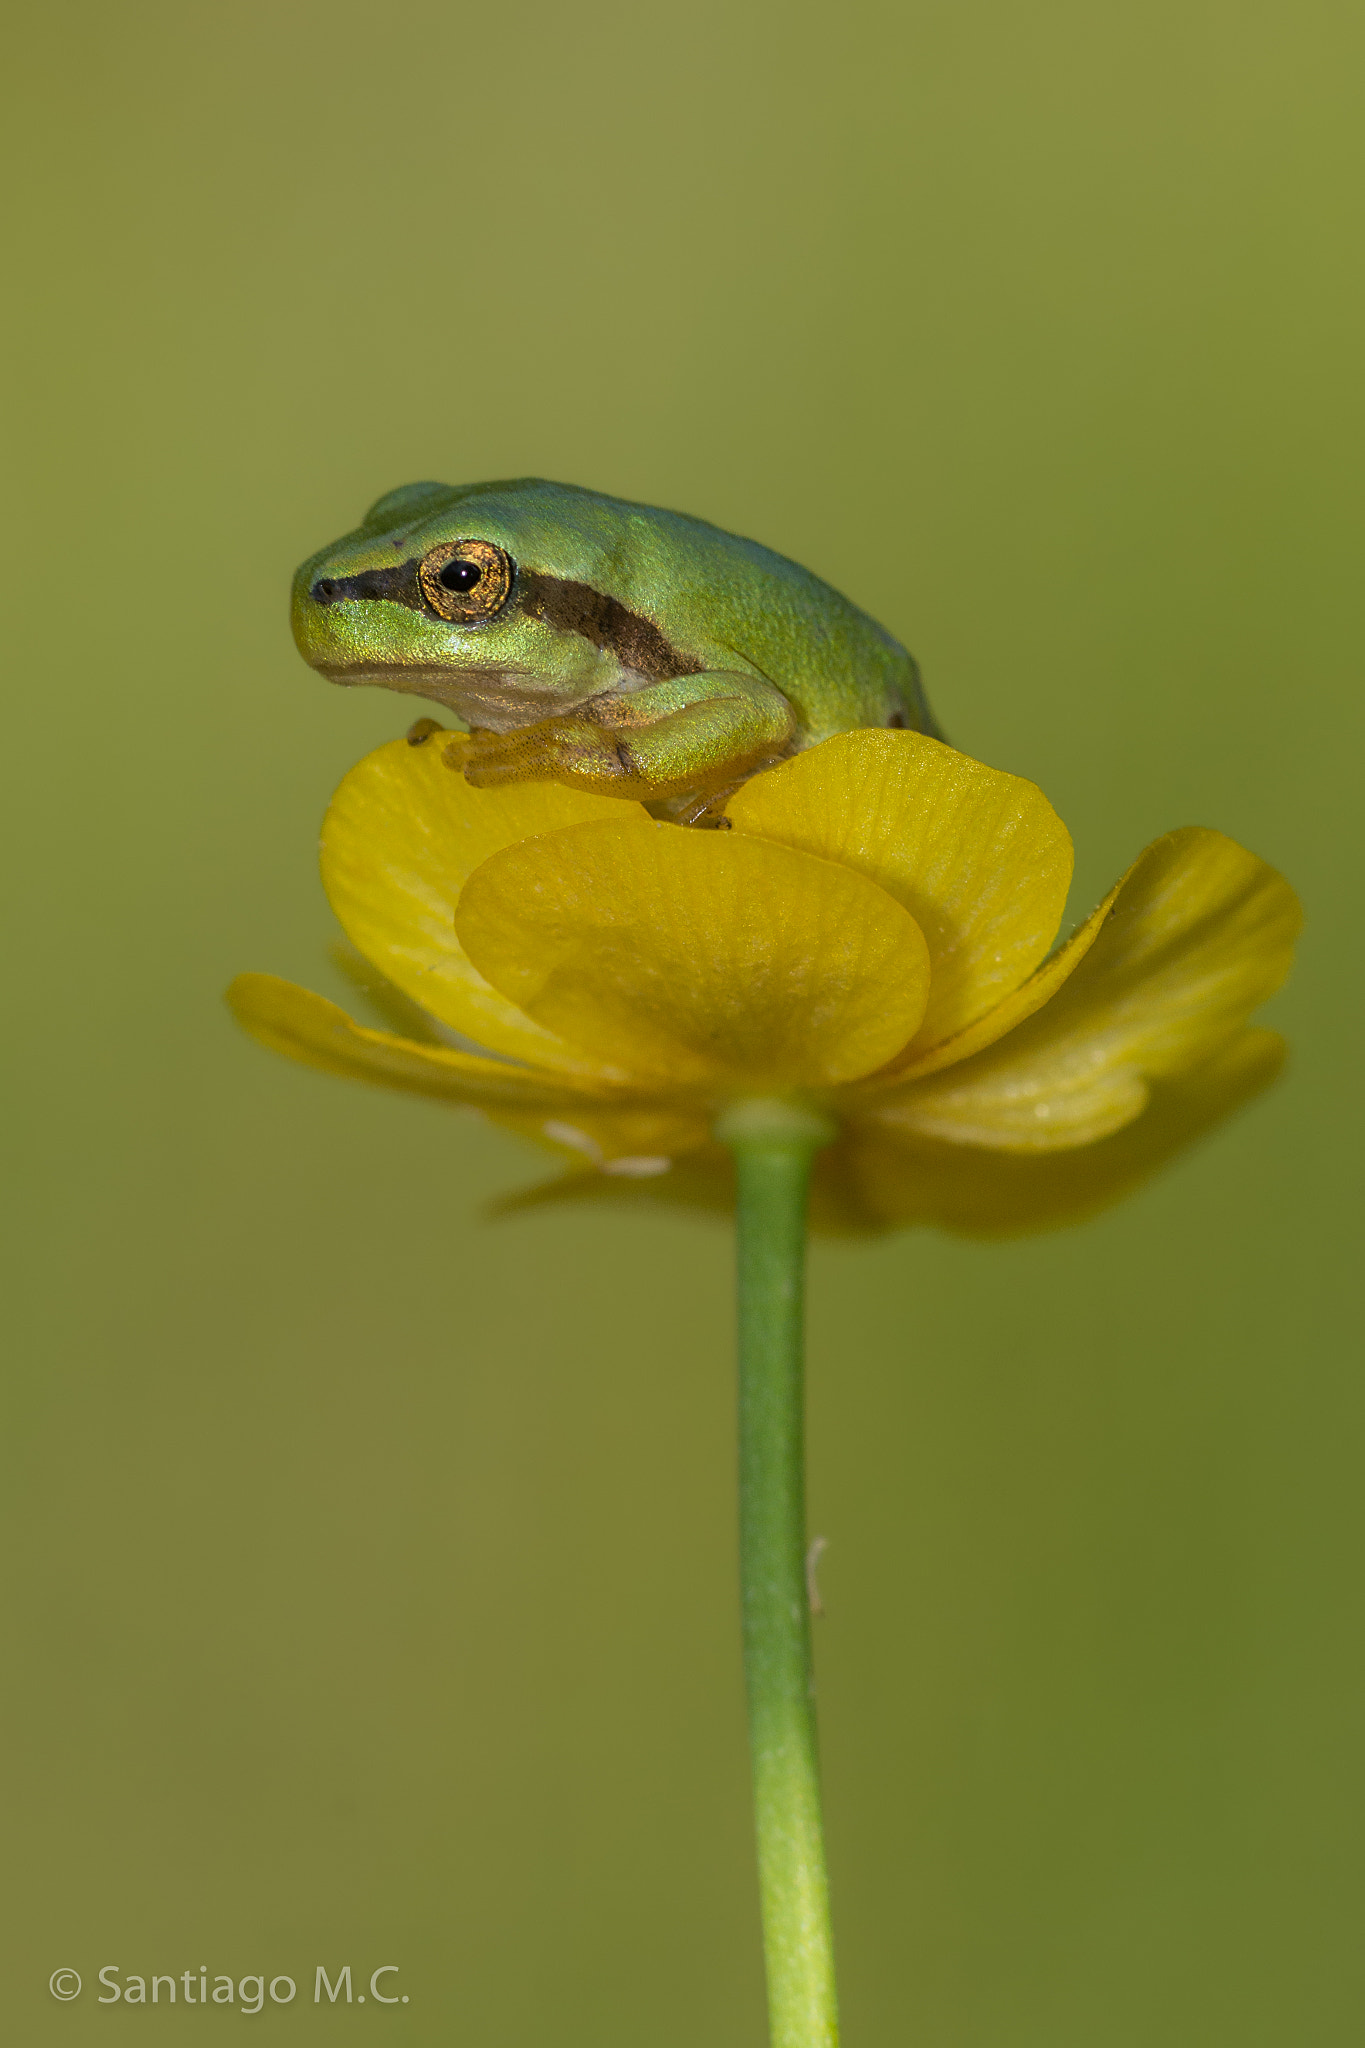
[418,539,514,623]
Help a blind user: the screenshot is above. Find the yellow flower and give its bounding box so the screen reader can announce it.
[228,728,1300,1235]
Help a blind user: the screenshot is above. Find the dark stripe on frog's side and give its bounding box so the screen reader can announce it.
[311,559,704,682]
[515,569,703,682]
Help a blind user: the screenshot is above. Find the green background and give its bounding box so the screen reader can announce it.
[3,2,1359,2039]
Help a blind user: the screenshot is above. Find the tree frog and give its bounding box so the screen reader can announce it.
[292,478,941,823]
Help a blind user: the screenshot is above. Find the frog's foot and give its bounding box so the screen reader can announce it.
[457,714,637,793]
[455,673,797,806]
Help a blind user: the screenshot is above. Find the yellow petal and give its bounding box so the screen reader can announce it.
[226,972,628,1111]
[878,876,1123,1084]
[727,730,1073,1052]
[321,734,645,1076]
[455,818,931,1088]
[488,1105,713,1169]
[498,1031,1286,1236]
[494,1145,736,1223]
[872,827,1301,1149]
[827,1030,1287,1233]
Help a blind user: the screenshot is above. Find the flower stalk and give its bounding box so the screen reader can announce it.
[719,1100,840,2048]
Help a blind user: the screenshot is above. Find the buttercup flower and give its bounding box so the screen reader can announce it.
[228,728,1300,1233]
[230,715,1300,2048]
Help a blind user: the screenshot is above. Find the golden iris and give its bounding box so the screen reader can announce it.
[228,728,1301,1235]
[418,539,513,621]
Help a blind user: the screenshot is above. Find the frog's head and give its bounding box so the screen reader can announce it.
[291,477,638,730]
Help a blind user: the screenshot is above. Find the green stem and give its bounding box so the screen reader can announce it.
[717,1100,839,2048]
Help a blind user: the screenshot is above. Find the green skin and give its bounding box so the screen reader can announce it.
[292,478,940,822]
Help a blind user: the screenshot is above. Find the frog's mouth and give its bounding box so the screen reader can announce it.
[313,660,468,684]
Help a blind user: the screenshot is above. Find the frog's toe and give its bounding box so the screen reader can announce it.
[453,733,529,786]
[456,722,581,788]
[459,752,538,789]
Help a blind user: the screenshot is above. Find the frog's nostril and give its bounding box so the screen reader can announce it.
[313,578,337,604]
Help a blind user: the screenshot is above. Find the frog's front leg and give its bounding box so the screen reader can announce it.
[457,673,797,804]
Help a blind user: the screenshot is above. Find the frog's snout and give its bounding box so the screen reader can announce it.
[291,548,461,687]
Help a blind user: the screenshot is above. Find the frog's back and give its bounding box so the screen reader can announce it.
[420,479,938,744]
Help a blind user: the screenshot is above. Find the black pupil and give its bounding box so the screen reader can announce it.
[438,558,483,593]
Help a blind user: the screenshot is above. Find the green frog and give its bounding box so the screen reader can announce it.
[292,478,940,823]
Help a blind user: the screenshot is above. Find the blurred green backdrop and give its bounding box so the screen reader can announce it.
[2,2,1360,2040]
